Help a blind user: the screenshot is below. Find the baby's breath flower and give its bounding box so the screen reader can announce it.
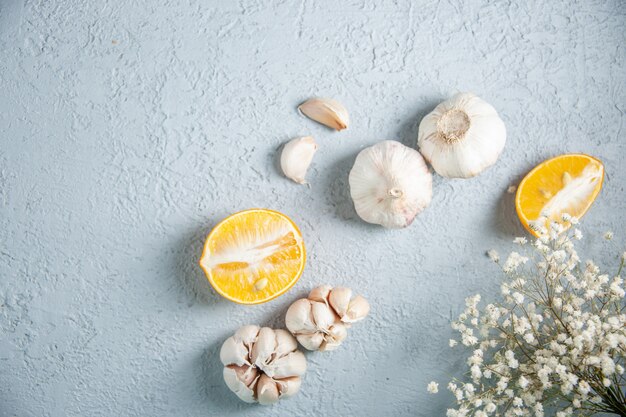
[503,252,529,273]
[573,229,583,240]
[604,231,614,240]
[444,229,626,416]
[427,381,439,394]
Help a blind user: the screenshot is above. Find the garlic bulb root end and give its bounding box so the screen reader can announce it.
[418,92,506,179]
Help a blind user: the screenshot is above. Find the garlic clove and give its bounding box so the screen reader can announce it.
[328,287,352,318]
[328,323,348,342]
[310,301,336,330]
[250,327,276,368]
[285,298,316,335]
[268,351,307,379]
[298,97,349,131]
[308,285,332,304]
[223,366,258,403]
[233,325,260,348]
[296,333,325,351]
[220,336,251,367]
[349,140,433,228]
[343,295,370,323]
[280,136,318,184]
[320,323,349,351]
[273,329,298,358]
[417,92,506,178]
[256,374,280,405]
[275,376,302,398]
[227,364,259,387]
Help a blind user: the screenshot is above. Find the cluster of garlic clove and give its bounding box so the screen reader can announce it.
[285,285,370,351]
[418,92,506,179]
[349,141,432,228]
[220,325,307,405]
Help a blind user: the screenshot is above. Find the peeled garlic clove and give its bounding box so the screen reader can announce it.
[328,287,352,318]
[343,295,370,323]
[268,351,307,379]
[311,301,336,330]
[308,285,332,303]
[273,329,298,358]
[418,92,506,178]
[296,333,325,351]
[223,366,258,403]
[280,136,318,184]
[256,374,280,405]
[285,298,316,335]
[275,376,302,398]
[220,336,251,367]
[298,97,349,130]
[349,140,433,228]
[250,327,276,368]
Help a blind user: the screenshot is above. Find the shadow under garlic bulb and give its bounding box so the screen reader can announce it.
[220,325,307,405]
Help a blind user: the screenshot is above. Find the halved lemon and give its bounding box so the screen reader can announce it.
[199,209,305,304]
[515,154,604,237]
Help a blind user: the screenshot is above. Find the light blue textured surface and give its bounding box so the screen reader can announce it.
[1,1,625,416]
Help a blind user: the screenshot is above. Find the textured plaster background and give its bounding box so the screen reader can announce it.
[0,0,625,416]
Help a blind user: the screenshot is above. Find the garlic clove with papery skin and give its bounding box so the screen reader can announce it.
[308,285,332,304]
[275,376,302,398]
[256,374,280,405]
[344,295,370,323]
[417,92,506,178]
[321,323,349,351]
[349,140,433,228]
[274,329,298,358]
[328,287,352,318]
[223,365,258,403]
[285,298,317,334]
[296,333,325,350]
[266,351,307,379]
[280,136,318,184]
[311,300,337,330]
[298,97,349,130]
[250,327,276,368]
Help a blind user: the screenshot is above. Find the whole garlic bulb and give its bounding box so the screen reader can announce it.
[285,285,370,351]
[349,140,432,228]
[417,93,506,178]
[220,325,307,405]
[280,136,318,184]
